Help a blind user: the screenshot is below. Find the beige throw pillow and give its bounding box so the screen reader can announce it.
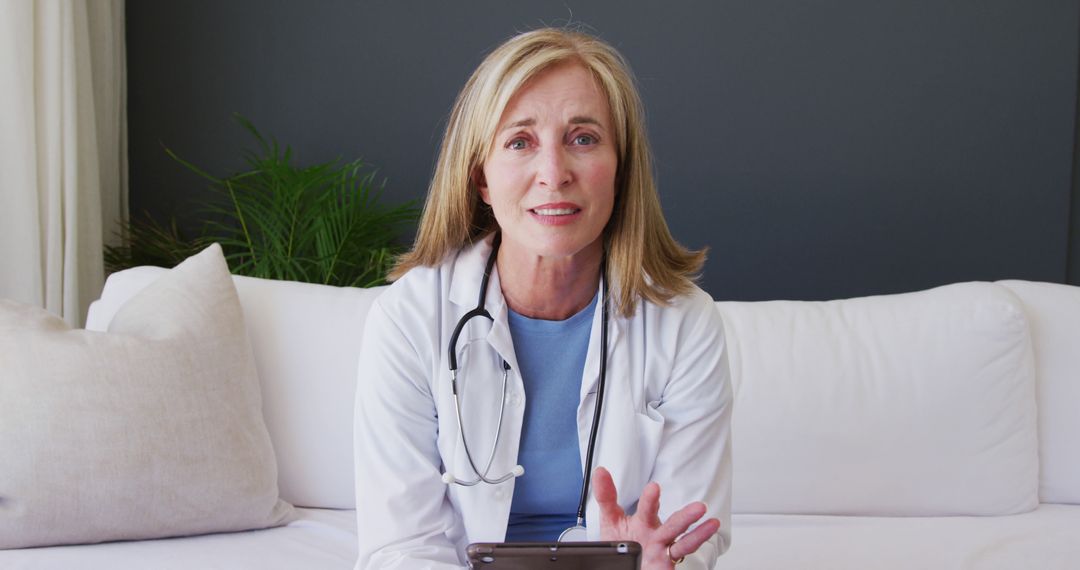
[0,244,294,549]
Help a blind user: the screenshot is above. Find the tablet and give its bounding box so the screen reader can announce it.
[466,541,641,569]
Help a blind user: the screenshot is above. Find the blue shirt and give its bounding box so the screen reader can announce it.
[504,293,597,542]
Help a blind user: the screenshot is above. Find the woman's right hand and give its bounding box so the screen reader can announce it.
[592,467,720,569]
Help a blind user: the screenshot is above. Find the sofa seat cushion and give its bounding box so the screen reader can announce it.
[0,508,357,570]
[715,504,1080,570]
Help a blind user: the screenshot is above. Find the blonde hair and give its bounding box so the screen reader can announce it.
[390,27,706,317]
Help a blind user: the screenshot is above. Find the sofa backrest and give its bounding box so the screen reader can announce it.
[715,281,1040,516]
[87,267,383,510]
[90,269,1080,514]
[997,280,1080,505]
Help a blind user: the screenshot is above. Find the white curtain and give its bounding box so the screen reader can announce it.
[0,0,127,327]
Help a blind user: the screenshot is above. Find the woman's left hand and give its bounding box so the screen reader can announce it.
[593,466,720,569]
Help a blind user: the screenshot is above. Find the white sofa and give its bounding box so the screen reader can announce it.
[2,267,1077,569]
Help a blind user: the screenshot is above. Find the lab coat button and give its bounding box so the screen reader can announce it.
[507,393,523,407]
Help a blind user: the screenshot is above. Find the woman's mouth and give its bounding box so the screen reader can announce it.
[531,207,579,216]
[529,204,582,225]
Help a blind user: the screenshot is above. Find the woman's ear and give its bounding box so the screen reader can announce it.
[474,168,491,205]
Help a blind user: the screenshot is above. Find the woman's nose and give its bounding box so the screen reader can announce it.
[536,146,572,189]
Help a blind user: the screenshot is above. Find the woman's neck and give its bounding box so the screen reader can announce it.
[496,240,602,321]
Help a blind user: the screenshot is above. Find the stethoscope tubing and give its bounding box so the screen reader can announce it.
[449,365,516,485]
[445,233,515,486]
[444,232,609,526]
[575,259,609,526]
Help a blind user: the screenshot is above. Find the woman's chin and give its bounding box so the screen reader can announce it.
[502,233,604,263]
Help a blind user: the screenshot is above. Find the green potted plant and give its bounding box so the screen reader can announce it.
[106,116,418,287]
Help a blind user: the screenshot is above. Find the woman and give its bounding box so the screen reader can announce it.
[354,28,732,570]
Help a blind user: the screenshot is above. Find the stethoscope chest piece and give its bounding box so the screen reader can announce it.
[557,525,588,542]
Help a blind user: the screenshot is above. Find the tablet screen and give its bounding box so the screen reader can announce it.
[467,541,641,569]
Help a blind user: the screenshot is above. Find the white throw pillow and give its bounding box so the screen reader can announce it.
[0,244,293,549]
[998,280,1080,504]
[716,282,1038,516]
[87,268,385,510]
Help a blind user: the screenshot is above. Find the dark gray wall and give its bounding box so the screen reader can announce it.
[127,0,1080,301]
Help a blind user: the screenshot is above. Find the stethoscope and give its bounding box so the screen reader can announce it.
[441,232,610,541]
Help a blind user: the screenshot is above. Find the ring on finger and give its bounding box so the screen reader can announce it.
[667,542,685,565]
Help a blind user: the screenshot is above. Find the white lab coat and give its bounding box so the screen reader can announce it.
[353,235,733,570]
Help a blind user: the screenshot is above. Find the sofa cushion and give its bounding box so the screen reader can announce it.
[86,264,385,510]
[714,504,1080,570]
[716,282,1038,516]
[0,507,357,570]
[0,244,293,549]
[997,280,1080,504]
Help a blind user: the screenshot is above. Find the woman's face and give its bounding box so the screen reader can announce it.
[479,62,617,263]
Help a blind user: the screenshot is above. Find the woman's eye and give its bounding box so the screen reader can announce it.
[507,138,528,150]
[573,134,597,146]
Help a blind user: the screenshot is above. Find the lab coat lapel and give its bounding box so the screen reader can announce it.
[581,335,642,542]
[577,274,627,529]
[579,274,622,401]
[445,236,522,543]
[448,234,520,373]
[482,271,521,376]
[448,235,494,309]
[476,261,524,544]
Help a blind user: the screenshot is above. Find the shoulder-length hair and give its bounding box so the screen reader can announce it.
[389,27,706,317]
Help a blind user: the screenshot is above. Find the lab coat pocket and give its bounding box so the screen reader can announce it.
[606,408,666,508]
[635,404,665,478]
